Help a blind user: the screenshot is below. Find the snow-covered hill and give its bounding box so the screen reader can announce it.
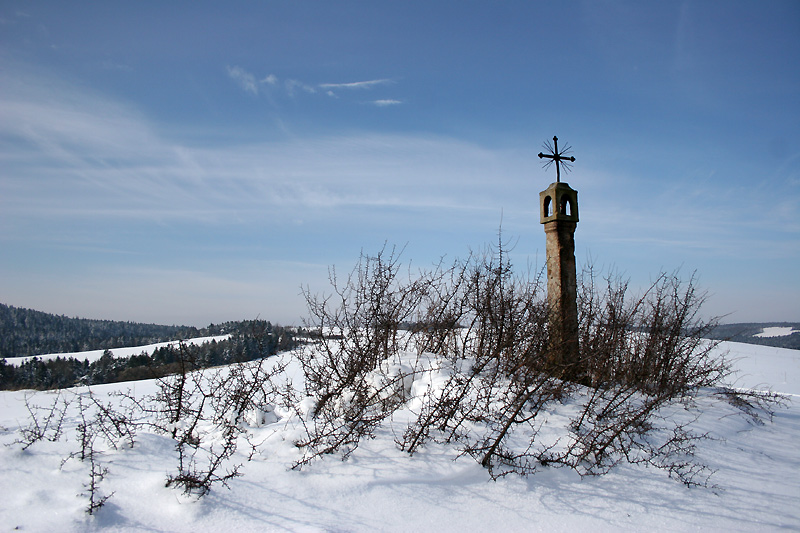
[0,340,797,532]
[5,335,231,366]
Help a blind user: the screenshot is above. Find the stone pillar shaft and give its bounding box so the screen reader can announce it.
[544,220,579,368]
[539,181,580,370]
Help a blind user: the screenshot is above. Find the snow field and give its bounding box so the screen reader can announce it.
[755,327,799,338]
[0,340,798,532]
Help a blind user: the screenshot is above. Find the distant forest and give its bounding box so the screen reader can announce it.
[0,304,301,391]
[0,303,211,358]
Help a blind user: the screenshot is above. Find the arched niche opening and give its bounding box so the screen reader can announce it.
[544,195,553,217]
[560,194,573,217]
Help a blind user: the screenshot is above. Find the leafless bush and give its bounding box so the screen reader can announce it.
[294,237,779,486]
[292,245,426,466]
[714,386,786,425]
[143,342,284,497]
[84,450,113,515]
[13,388,133,514]
[16,391,73,449]
[509,267,732,485]
[299,246,422,409]
[399,238,556,467]
[14,388,134,514]
[578,267,726,393]
[69,394,118,514]
[74,390,140,453]
[293,237,566,473]
[14,332,286,505]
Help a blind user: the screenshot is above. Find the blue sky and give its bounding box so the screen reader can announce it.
[1,1,798,327]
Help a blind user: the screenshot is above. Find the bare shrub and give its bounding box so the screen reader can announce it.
[398,238,556,468]
[714,386,786,425]
[293,237,567,474]
[140,342,284,497]
[16,391,73,449]
[299,245,422,409]
[84,450,113,515]
[15,388,134,514]
[13,331,286,505]
[578,267,726,393]
[294,237,780,485]
[510,268,733,485]
[292,245,426,466]
[70,393,118,514]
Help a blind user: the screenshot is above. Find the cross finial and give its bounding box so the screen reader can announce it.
[538,136,575,183]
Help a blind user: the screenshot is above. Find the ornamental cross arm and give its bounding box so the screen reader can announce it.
[538,136,575,183]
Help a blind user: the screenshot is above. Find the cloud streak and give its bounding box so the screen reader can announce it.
[226,65,259,95]
[284,78,317,97]
[0,70,516,224]
[319,78,394,90]
[226,68,399,104]
[372,99,402,107]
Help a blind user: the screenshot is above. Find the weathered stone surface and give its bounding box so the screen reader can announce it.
[540,181,579,370]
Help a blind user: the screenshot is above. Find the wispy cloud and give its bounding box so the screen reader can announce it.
[319,79,394,90]
[228,70,398,104]
[0,69,510,224]
[372,99,402,107]
[227,65,258,95]
[284,79,317,97]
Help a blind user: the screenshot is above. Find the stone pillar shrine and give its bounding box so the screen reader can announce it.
[538,136,579,371]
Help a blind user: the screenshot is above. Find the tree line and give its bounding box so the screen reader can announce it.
[0,303,214,358]
[0,315,300,390]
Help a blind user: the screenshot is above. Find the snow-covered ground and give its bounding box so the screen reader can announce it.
[724,341,800,397]
[5,335,231,365]
[0,340,798,532]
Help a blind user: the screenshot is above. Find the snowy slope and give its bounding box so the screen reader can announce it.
[722,341,800,396]
[0,341,797,532]
[6,335,231,366]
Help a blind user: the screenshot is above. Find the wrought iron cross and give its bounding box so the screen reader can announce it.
[538,136,575,183]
